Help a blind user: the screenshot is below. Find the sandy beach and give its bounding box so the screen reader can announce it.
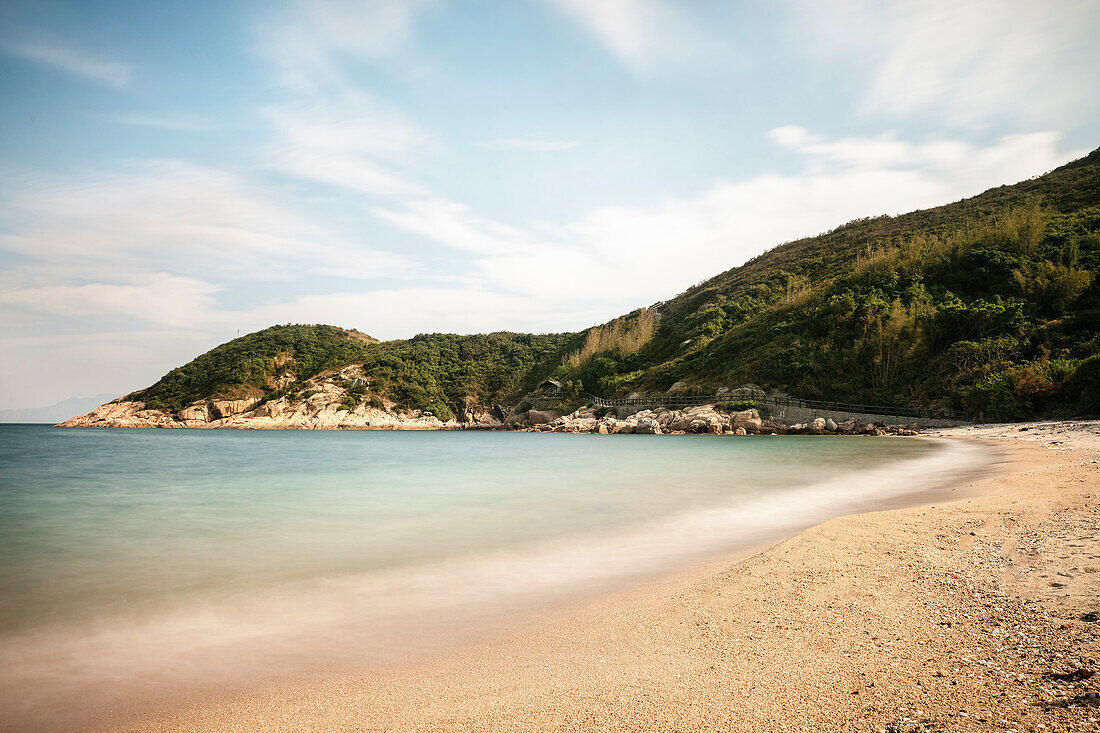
[86,421,1099,733]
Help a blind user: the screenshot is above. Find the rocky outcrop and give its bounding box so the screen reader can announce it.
[210,398,259,420]
[61,387,925,436]
[58,401,182,428]
[512,404,925,437]
[526,409,563,426]
[58,365,502,431]
[176,404,210,423]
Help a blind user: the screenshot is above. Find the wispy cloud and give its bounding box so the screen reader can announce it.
[371,129,1084,310]
[477,138,579,152]
[0,275,222,329]
[114,114,211,132]
[788,0,1100,126]
[254,2,440,198]
[3,38,133,87]
[0,161,415,285]
[542,0,713,73]
[257,0,438,93]
[263,95,431,196]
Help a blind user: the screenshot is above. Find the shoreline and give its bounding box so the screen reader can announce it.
[1,434,988,732]
[86,422,1100,732]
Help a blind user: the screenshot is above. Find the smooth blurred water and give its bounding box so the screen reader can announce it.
[1,425,932,628]
[0,425,997,729]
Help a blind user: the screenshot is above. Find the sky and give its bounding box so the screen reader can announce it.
[1,0,1098,410]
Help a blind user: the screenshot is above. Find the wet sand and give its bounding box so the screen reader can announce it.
[97,422,1100,731]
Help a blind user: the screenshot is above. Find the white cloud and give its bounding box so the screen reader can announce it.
[257,0,438,93]
[371,199,538,256]
[477,138,579,152]
[374,129,1085,311]
[254,2,440,199]
[0,161,414,285]
[561,130,1083,293]
[264,95,431,196]
[0,275,221,329]
[789,0,1100,125]
[3,38,132,87]
[544,0,713,73]
[766,127,1074,181]
[114,114,210,132]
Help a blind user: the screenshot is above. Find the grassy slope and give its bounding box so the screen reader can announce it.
[128,149,1100,421]
[557,149,1100,419]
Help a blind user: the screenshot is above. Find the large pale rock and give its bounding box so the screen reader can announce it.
[177,404,210,422]
[58,400,179,428]
[729,409,762,434]
[210,398,259,420]
[657,410,680,427]
[635,417,661,434]
[667,413,693,431]
[570,417,597,432]
[808,417,827,435]
[251,401,285,419]
[526,409,562,426]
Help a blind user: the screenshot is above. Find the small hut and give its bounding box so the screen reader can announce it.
[535,379,563,396]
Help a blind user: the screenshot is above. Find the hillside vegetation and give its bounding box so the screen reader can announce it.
[133,325,570,420]
[129,149,1100,421]
[133,325,379,412]
[549,150,1100,420]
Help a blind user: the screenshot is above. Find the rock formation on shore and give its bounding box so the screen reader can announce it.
[60,383,922,434]
[506,404,921,436]
[59,365,504,431]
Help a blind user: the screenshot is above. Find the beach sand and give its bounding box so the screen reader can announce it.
[102,422,1100,732]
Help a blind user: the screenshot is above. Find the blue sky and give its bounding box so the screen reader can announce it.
[1,0,1098,410]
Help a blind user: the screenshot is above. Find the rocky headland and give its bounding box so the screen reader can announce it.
[59,365,504,431]
[60,370,925,436]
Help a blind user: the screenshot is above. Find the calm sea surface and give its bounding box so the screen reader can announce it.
[0,425,996,729]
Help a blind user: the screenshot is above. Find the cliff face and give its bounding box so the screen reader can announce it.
[59,366,504,431]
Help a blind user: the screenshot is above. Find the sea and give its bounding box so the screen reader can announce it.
[0,424,998,729]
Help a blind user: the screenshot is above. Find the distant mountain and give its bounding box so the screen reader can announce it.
[2,394,119,424]
[68,148,1100,425]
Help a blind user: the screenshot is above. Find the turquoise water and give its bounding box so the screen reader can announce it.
[0,425,994,729]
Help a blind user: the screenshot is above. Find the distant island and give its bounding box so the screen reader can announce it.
[62,149,1100,430]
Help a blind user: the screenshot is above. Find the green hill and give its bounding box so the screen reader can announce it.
[133,325,380,412]
[552,149,1100,420]
[131,149,1100,422]
[132,325,571,421]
